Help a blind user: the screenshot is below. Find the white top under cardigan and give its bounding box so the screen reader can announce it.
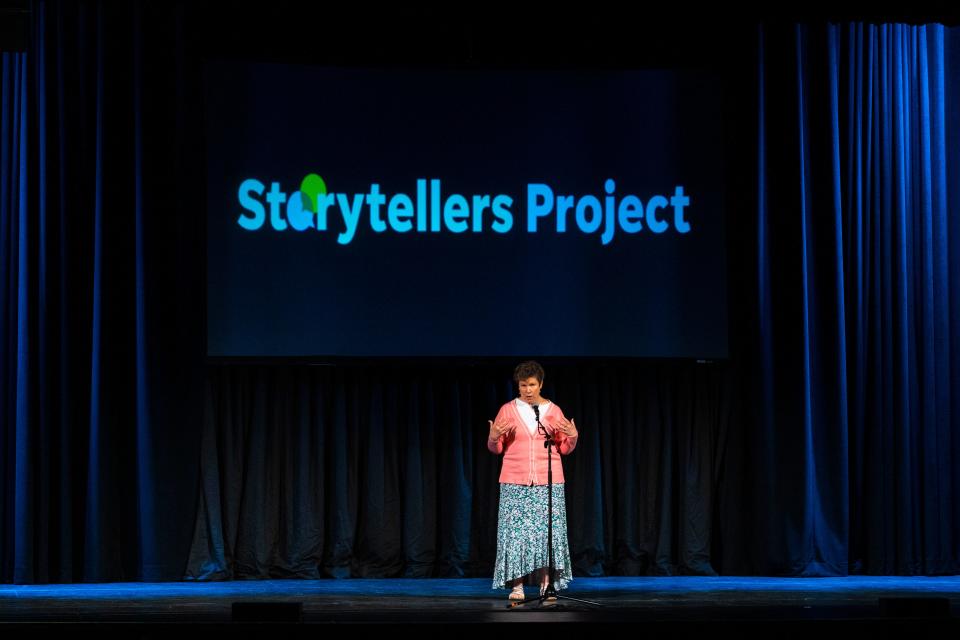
[515,398,552,436]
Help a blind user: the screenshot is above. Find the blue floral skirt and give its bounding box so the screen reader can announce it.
[491,483,572,591]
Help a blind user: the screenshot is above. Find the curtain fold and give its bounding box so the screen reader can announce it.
[0,1,203,582]
[758,23,960,575]
[185,362,733,580]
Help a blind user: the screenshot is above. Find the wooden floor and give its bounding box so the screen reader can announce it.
[0,576,957,636]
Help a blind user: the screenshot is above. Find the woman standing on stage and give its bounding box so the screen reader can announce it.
[487,360,579,601]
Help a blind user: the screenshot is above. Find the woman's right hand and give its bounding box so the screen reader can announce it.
[488,417,514,441]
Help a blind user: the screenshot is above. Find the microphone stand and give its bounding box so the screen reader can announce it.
[509,405,601,609]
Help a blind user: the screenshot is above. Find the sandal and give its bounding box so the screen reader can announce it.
[509,584,526,601]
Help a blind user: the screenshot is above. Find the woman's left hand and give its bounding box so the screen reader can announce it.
[554,417,577,438]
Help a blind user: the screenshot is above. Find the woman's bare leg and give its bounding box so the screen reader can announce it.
[538,568,549,589]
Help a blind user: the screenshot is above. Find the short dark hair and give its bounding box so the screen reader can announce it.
[513,360,545,384]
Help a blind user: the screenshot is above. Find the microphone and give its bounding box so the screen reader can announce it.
[533,403,550,440]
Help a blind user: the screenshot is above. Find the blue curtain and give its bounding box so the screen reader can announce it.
[0,2,203,582]
[757,23,960,575]
[1,52,29,582]
[185,361,732,581]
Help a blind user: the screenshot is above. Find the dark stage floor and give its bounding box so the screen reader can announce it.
[0,576,957,636]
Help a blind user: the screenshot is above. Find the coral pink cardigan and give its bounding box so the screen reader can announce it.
[487,400,578,485]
